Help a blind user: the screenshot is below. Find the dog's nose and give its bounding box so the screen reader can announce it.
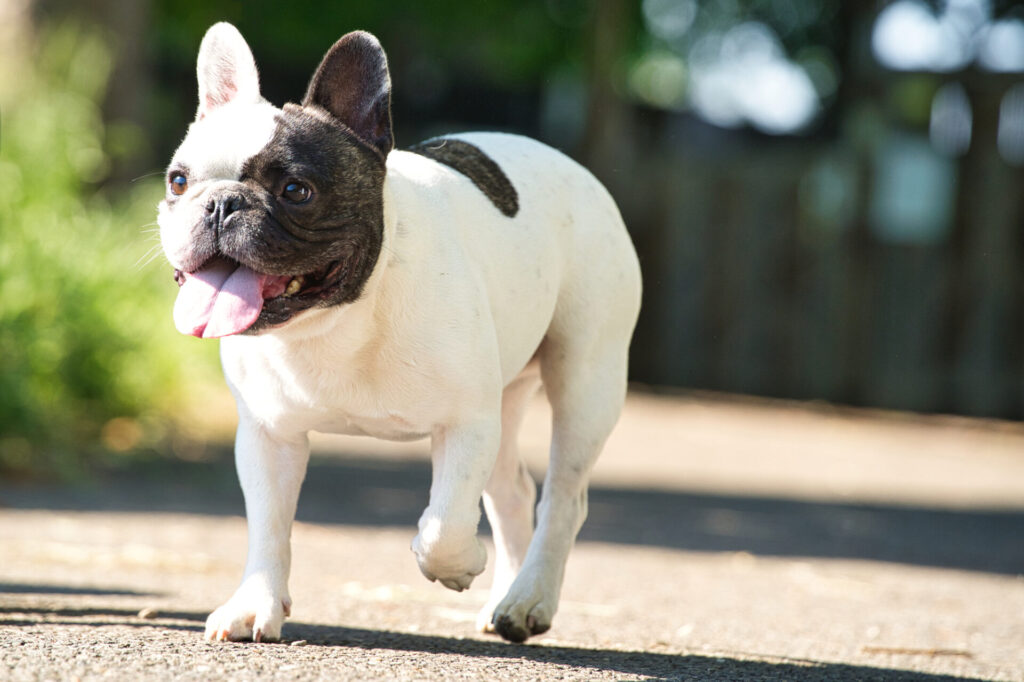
[206,192,246,230]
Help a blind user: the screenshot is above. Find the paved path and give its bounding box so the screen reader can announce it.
[1,391,1023,680]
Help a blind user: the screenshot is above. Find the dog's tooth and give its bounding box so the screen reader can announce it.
[285,278,302,296]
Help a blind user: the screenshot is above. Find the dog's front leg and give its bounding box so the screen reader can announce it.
[205,415,310,642]
[412,419,499,591]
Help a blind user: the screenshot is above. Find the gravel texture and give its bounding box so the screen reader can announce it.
[1,391,1023,681]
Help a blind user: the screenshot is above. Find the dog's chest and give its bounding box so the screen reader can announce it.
[222,334,437,440]
[318,411,430,441]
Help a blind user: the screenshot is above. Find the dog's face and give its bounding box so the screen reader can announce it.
[159,24,394,338]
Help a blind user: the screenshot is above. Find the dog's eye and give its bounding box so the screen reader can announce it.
[282,181,312,204]
[169,173,188,196]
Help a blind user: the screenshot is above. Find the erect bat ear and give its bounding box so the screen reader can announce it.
[303,31,394,157]
[195,22,261,120]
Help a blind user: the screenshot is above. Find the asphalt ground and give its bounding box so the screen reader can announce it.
[1,390,1023,681]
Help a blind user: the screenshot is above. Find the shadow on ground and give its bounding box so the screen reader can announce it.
[1,454,1022,575]
[0,592,984,682]
[0,583,154,597]
[285,622,982,682]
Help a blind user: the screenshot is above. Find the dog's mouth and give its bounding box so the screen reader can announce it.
[172,255,352,338]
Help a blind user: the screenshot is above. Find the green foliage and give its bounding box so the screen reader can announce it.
[153,0,586,88]
[0,24,221,476]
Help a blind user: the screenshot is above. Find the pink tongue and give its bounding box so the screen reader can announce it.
[173,259,268,338]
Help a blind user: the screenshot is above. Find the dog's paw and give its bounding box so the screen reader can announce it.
[411,532,486,592]
[489,576,556,643]
[204,588,290,643]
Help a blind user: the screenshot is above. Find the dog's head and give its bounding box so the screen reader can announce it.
[159,23,393,338]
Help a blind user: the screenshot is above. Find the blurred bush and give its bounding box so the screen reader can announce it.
[0,24,222,477]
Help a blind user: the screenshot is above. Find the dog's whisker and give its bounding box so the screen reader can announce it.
[134,244,165,270]
[131,170,165,183]
[133,253,158,272]
[138,253,164,271]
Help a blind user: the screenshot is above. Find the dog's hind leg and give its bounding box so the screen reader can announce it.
[490,327,632,643]
[477,364,542,632]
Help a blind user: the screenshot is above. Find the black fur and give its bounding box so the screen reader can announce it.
[303,31,394,158]
[229,103,386,333]
[409,138,519,218]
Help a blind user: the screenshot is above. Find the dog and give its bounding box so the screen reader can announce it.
[158,22,641,644]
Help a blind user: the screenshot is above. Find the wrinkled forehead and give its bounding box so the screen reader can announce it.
[171,99,280,180]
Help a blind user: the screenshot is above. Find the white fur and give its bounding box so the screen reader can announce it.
[159,23,278,270]
[163,31,641,645]
[196,22,262,119]
[158,102,279,269]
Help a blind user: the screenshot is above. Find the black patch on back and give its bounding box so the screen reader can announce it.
[408,138,519,218]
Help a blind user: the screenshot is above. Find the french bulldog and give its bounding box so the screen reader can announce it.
[158,22,641,644]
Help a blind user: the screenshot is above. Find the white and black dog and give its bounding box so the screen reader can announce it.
[159,23,641,644]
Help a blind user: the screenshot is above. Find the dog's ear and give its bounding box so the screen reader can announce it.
[303,31,393,157]
[195,22,261,120]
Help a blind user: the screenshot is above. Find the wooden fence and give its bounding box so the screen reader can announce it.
[617,77,1024,419]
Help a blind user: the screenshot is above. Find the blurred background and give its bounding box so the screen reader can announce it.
[4,0,1024,475]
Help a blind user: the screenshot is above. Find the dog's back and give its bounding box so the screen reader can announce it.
[385,132,641,386]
